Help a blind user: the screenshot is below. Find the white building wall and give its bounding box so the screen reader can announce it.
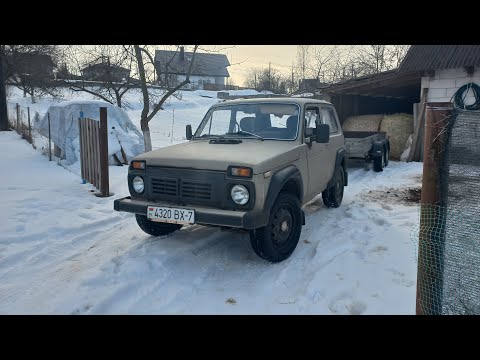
[177,75,217,89]
[421,67,480,104]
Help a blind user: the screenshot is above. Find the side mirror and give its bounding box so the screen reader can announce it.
[186,124,193,140]
[316,123,330,143]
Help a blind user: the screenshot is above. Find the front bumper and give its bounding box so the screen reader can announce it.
[114,196,268,230]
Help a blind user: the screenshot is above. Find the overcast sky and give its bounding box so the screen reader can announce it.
[203,45,298,86]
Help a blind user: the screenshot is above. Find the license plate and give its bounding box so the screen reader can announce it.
[147,206,195,225]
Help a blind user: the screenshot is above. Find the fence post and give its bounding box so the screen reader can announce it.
[416,102,453,315]
[16,103,19,131]
[27,107,31,141]
[47,112,52,161]
[99,107,110,197]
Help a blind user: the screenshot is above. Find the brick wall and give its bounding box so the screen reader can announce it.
[421,67,480,104]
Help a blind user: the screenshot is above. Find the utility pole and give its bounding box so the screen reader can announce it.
[0,46,9,131]
[268,62,272,91]
[254,73,257,90]
[291,62,295,94]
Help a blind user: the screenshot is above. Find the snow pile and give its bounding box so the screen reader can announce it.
[400,134,413,161]
[34,100,144,165]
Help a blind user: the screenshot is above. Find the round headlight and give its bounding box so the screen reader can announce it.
[132,176,144,194]
[231,184,249,205]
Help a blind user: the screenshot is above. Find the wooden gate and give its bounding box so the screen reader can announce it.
[78,107,110,197]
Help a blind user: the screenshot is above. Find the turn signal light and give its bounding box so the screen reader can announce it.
[131,161,146,170]
[229,166,252,178]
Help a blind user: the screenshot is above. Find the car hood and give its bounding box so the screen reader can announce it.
[135,139,302,174]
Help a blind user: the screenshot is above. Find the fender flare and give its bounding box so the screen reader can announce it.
[263,166,304,213]
[327,148,348,188]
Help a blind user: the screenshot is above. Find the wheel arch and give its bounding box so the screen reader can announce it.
[263,166,304,214]
[327,148,348,189]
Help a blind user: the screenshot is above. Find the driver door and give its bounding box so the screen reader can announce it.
[304,105,331,197]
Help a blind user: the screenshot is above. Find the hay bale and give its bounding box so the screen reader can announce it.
[342,114,384,132]
[380,113,414,160]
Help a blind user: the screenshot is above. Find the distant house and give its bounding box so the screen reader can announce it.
[7,53,56,79]
[81,62,130,83]
[154,47,230,90]
[298,78,329,93]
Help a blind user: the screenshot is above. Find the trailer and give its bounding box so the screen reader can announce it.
[344,131,390,172]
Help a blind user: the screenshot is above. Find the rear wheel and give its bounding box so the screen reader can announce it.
[135,214,183,236]
[384,147,389,167]
[249,192,302,262]
[322,166,345,208]
[373,152,384,172]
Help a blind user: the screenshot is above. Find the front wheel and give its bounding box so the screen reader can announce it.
[322,166,345,208]
[135,214,183,236]
[249,192,302,263]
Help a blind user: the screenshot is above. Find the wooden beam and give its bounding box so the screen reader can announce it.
[407,88,429,162]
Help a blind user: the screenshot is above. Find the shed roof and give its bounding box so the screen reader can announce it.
[325,70,422,99]
[399,45,480,72]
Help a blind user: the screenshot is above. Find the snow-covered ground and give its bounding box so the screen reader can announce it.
[0,86,423,314]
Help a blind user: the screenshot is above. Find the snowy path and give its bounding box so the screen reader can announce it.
[0,132,422,314]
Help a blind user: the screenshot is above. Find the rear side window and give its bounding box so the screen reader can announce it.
[320,107,339,133]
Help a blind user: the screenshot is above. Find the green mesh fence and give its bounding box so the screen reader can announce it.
[412,109,480,315]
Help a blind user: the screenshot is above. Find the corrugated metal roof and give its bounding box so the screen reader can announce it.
[155,49,230,77]
[399,45,480,72]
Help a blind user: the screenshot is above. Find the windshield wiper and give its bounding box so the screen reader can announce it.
[227,131,264,141]
[197,134,223,139]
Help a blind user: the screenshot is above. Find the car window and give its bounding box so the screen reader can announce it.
[304,107,320,132]
[320,107,339,133]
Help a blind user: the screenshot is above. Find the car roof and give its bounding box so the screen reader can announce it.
[212,97,332,107]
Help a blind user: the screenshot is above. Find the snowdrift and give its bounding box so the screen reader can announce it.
[34,101,144,165]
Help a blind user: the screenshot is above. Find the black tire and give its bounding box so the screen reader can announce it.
[249,192,302,263]
[135,214,183,236]
[322,166,345,208]
[384,147,389,167]
[373,152,384,172]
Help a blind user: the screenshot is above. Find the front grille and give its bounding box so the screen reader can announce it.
[151,178,178,196]
[147,167,227,208]
[181,181,211,200]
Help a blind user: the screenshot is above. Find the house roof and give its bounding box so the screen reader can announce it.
[8,53,56,74]
[155,49,230,77]
[299,78,330,89]
[81,63,130,72]
[399,45,480,72]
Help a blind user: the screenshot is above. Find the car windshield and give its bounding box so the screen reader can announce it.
[194,103,300,141]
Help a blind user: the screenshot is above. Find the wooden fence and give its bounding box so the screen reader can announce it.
[78,107,110,197]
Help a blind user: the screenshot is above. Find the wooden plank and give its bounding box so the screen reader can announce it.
[99,108,110,197]
[78,118,84,182]
[86,119,92,184]
[120,145,128,164]
[92,120,96,188]
[407,88,429,162]
[112,153,123,166]
[82,119,87,182]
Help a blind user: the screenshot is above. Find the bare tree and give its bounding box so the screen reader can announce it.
[0,47,8,131]
[2,45,62,103]
[62,45,135,108]
[244,65,287,93]
[296,45,311,81]
[133,45,199,152]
